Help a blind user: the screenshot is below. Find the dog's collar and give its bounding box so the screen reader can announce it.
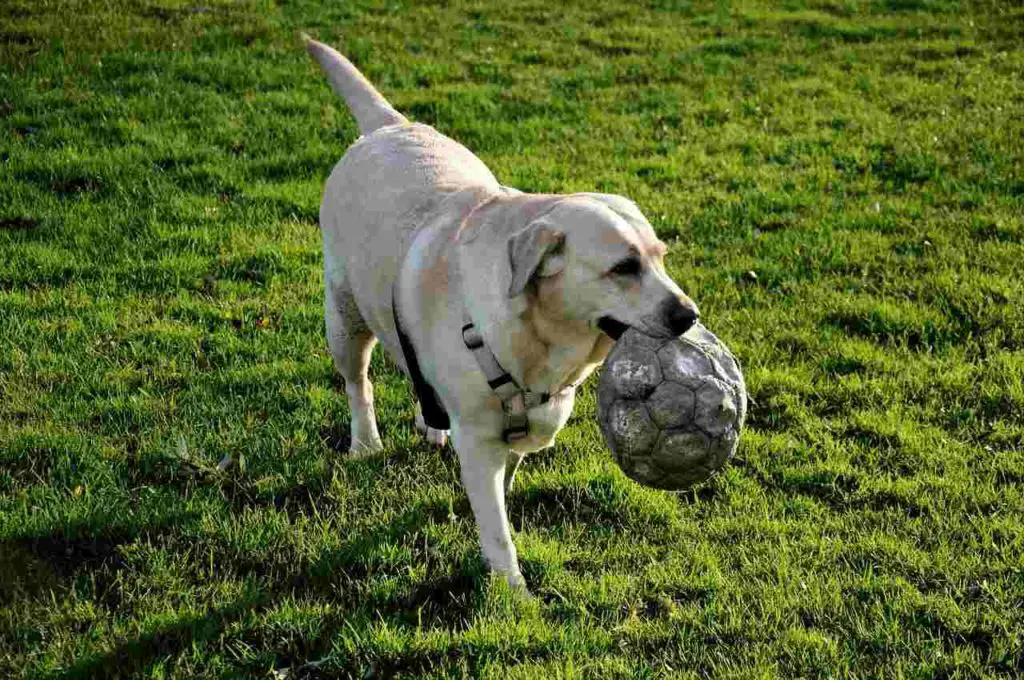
[462,310,568,443]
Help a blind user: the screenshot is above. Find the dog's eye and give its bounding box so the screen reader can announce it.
[608,257,642,278]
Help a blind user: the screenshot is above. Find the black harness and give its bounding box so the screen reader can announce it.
[393,288,450,431]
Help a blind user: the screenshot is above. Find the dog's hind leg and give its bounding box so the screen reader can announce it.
[326,276,383,454]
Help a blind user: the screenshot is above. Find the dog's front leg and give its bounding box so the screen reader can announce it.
[451,425,524,588]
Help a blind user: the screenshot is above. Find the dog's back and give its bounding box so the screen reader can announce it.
[306,37,499,342]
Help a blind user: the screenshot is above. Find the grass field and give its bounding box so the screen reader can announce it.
[2,0,1023,677]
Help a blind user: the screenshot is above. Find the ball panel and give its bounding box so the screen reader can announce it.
[597,324,746,492]
[657,342,714,384]
[712,353,744,388]
[682,323,718,346]
[684,323,745,387]
[647,382,696,429]
[654,429,711,473]
[608,353,661,399]
[616,328,666,353]
[731,383,748,428]
[708,429,739,469]
[596,367,618,423]
[693,377,739,437]
[623,456,658,485]
[604,399,659,457]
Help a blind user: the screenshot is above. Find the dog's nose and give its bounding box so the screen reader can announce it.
[661,297,700,336]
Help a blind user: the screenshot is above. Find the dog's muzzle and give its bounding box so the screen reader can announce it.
[661,297,699,336]
[597,296,700,341]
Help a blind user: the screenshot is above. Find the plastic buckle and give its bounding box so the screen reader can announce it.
[462,323,484,350]
[501,392,525,415]
[503,411,530,443]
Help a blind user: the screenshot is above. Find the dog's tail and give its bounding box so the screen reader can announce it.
[303,35,408,135]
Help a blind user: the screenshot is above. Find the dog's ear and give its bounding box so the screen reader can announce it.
[507,220,565,298]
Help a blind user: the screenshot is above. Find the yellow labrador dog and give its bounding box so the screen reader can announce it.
[306,38,699,587]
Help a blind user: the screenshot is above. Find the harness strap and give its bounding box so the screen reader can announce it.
[461,310,549,443]
[393,279,579,443]
[393,288,450,430]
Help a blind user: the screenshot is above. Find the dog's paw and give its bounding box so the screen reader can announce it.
[414,406,449,447]
[504,569,528,591]
[488,568,531,598]
[425,427,449,447]
[347,437,384,457]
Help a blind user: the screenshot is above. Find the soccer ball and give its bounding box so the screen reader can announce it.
[597,324,747,490]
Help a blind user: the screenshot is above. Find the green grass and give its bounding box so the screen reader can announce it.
[2,0,1023,677]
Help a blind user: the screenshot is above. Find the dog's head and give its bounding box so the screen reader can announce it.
[504,193,698,340]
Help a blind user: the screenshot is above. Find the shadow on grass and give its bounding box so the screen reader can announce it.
[11,437,656,675]
[507,482,628,530]
[0,511,200,610]
[1,533,132,608]
[56,591,269,680]
[506,475,679,544]
[40,493,485,678]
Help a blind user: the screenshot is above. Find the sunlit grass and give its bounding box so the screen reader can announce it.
[1,0,1022,677]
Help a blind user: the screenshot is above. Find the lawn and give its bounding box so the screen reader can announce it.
[1,0,1023,677]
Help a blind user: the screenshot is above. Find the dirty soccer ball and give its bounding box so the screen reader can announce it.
[597,324,747,490]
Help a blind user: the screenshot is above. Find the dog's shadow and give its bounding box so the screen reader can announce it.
[1,511,198,613]
[10,434,600,677]
[26,471,486,678]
